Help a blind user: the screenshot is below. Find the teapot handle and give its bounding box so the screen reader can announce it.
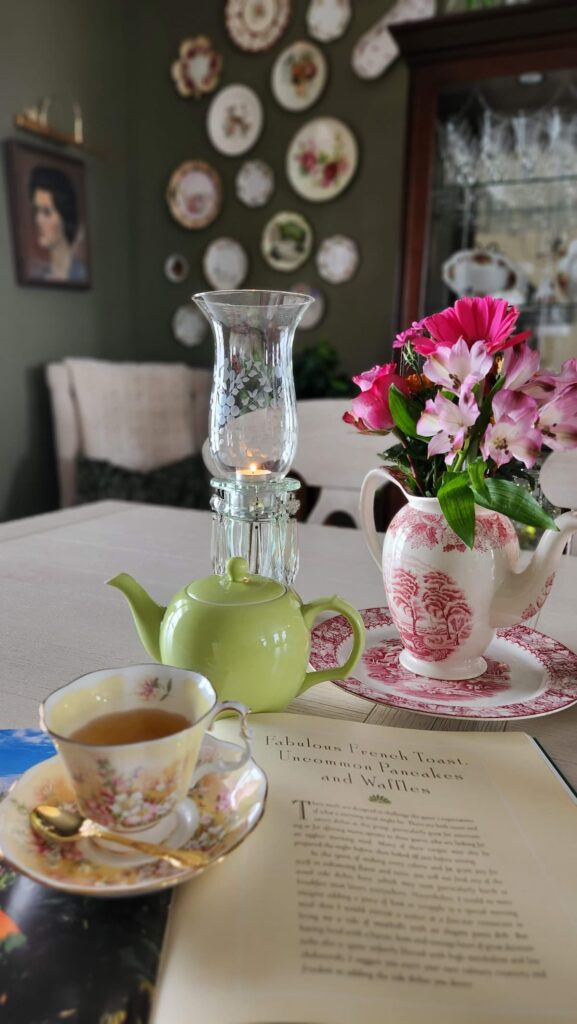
[360,467,405,570]
[298,597,365,693]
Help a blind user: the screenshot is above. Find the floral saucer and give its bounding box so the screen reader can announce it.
[310,607,577,721]
[0,735,267,898]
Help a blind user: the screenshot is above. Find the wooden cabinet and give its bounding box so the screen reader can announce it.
[392,0,577,355]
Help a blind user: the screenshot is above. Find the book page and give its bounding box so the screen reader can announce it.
[153,714,577,1024]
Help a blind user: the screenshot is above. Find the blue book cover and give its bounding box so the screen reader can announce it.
[0,730,171,1024]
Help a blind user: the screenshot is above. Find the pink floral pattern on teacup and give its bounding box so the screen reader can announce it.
[72,757,182,829]
[138,676,173,701]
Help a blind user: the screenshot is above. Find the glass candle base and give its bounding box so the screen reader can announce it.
[210,477,301,585]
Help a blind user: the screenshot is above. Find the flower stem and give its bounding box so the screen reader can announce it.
[393,429,425,495]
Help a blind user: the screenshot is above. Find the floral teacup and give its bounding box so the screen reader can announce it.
[40,665,251,844]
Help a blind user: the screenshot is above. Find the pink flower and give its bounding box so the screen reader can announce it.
[492,388,539,426]
[538,385,577,451]
[422,297,530,355]
[345,363,409,432]
[502,344,540,391]
[298,148,316,173]
[417,391,479,464]
[393,321,427,350]
[525,358,577,402]
[423,339,493,395]
[481,390,541,468]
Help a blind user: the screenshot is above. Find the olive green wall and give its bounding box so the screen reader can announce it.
[126,0,408,375]
[0,0,133,520]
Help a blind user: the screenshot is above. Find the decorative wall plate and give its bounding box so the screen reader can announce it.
[164,253,189,284]
[352,0,435,80]
[203,237,249,289]
[271,41,328,112]
[172,304,208,347]
[166,161,222,230]
[0,735,267,896]
[225,0,291,52]
[306,0,352,42]
[207,84,264,157]
[316,234,359,283]
[291,282,325,329]
[310,607,577,722]
[236,159,275,208]
[170,36,222,98]
[261,211,313,273]
[286,117,358,202]
[442,248,527,302]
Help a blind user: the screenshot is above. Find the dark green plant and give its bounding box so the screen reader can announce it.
[293,339,355,400]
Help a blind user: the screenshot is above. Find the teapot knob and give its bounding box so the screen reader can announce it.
[226,557,250,583]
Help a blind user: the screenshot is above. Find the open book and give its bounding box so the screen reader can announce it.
[153,713,577,1024]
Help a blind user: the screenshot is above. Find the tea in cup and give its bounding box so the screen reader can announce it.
[41,664,251,845]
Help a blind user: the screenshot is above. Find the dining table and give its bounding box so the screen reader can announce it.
[1,499,576,789]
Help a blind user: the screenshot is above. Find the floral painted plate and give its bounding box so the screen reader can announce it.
[207,84,264,156]
[261,211,313,272]
[166,160,222,230]
[306,0,352,43]
[170,35,222,98]
[225,0,291,52]
[236,159,275,208]
[316,234,359,283]
[203,237,249,289]
[286,117,358,202]
[172,304,207,348]
[0,735,267,897]
[272,41,328,112]
[310,607,577,721]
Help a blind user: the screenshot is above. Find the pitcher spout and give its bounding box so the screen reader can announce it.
[491,511,577,628]
[107,573,165,663]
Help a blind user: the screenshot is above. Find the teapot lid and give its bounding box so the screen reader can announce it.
[185,557,286,606]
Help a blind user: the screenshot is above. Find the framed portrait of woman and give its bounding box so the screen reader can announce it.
[4,141,91,289]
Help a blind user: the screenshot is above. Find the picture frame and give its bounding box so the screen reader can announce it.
[4,140,91,289]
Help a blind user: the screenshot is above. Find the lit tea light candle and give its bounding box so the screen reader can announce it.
[236,462,272,480]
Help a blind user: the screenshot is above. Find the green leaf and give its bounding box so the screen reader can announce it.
[388,385,424,441]
[467,459,488,497]
[472,478,558,531]
[438,473,475,549]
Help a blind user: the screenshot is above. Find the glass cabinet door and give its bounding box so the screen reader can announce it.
[425,68,577,368]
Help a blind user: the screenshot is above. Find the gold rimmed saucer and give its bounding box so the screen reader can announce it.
[0,735,267,898]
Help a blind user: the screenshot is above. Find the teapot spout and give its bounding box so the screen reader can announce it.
[107,573,165,663]
[491,511,577,628]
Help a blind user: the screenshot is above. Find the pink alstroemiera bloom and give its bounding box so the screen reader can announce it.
[492,388,539,426]
[421,297,530,355]
[344,362,409,432]
[423,339,493,395]
[502,344,541,391]
[525,358,577,402]
[538,385,577,451]
[417,391,479,465]
[481,390,542,468]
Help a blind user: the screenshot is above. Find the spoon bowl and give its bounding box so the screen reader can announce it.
[30,804,208,869]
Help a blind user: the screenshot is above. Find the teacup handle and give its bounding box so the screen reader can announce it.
[298,596,365,692]
[191,701,252,785]
[360,467,404,570]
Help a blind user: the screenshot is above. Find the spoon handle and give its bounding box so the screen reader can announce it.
[84,824,208,868]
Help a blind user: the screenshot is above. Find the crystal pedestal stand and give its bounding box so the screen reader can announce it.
[210,478,301,585]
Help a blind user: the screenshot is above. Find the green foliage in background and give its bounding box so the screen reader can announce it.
[293,339,355,400]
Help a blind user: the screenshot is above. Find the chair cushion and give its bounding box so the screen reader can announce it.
[75,454,212,510]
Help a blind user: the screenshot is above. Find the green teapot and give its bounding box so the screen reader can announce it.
[108,557,365,713]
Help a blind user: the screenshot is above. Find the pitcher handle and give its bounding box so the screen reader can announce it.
[191,700,251,785]
[360,467,405,570]
[298,596,365,692]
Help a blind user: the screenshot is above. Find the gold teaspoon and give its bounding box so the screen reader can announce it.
[30,805,208,869]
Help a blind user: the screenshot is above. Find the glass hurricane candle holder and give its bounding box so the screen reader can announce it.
[193,289,312,479]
